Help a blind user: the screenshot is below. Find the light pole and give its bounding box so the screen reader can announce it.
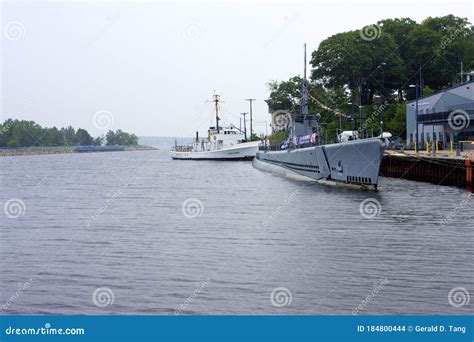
[415,84,419,152]
[348,102,356,134]
[358,84,363,137]
[409,84,419,152]
[246,98,256,140]
[380,115,384,138]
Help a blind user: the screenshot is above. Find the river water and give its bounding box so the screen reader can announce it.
[0,149,472,315]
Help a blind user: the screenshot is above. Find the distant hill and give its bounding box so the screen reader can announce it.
[139,136,193,147]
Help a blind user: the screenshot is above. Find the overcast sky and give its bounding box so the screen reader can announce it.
[2,0,472,137]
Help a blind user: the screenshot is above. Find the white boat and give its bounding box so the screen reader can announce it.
[170,94,260,160]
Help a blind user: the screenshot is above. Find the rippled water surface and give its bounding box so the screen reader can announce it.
[0,150,472,315]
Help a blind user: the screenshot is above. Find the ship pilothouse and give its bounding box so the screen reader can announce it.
[188,125,247,153]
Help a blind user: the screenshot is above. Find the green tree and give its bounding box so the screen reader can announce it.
[105,130,116,145]
[0,119,138,147]
[105,129,138,146]
[76,128,94,146]
[44,127,65,146]
[310,30,403,105]
[60,126,77,145]
[0,120,45,147]
[418,15,474,89]
[93,136,103,146]
[266,76,304,112]
[309,15,474,104]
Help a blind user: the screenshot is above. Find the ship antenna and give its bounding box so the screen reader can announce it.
[301,43,309,120]
[304,43,307,81]
[213,92,220,133]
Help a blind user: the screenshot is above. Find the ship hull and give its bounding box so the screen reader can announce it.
[171,141,259,160]
[254,138,385,190]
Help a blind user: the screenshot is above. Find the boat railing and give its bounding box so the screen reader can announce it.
[260,142,317,151]
[173,144,193,152]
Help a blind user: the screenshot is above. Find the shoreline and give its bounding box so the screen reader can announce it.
[0,145,159,157]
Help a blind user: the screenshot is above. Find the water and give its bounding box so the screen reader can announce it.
[0,150,472,315]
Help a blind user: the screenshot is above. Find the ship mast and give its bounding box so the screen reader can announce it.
[213,93,220,133]
[301,43,309,120]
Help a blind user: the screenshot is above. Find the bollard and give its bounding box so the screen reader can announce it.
[450,141,453,156]
[456,143,461,157]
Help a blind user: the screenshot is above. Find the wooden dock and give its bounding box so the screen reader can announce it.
[381,150,473,192]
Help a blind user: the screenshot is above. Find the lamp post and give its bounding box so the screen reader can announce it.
[415,83,419,153]
[351,102,355,132]
[358,62,387,139]
[358,84,363,137]
[380,115,384,138]
[409,84,419,152]
[347,102,356,138]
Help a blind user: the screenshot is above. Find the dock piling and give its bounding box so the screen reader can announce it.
[381,152,474,193]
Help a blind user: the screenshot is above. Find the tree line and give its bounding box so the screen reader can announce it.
[266,15,474,141]
[0,119,139,147]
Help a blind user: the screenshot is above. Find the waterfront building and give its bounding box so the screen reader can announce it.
[406,72,474,148]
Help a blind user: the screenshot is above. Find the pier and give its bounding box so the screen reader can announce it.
[381,150,473,192]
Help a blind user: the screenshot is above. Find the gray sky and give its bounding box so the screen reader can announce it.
[2,0,472,137]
